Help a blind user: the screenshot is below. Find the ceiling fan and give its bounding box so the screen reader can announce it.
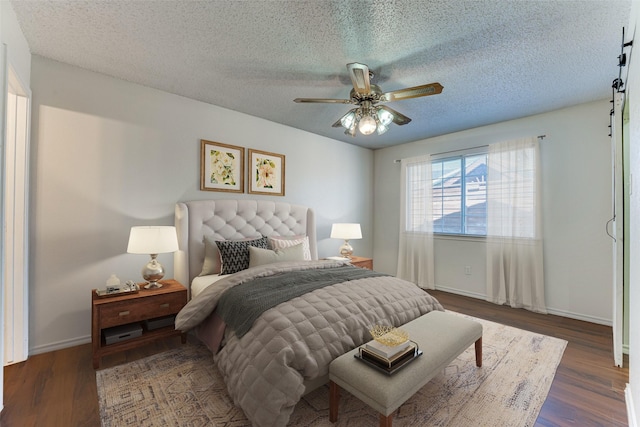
[294,62,443,136]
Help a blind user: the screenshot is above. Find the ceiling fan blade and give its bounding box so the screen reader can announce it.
[294,97,353,104]
[378,105,412,125]
[380,82,443,102]
[347,63,371,95]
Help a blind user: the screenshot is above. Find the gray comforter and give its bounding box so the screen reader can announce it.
[175,260,444,427]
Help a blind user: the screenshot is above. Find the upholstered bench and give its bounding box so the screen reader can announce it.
[329,310,483,427]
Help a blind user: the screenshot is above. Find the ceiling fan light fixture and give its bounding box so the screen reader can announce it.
[294,63,443,138]
[344,124,357,137]
[358,115,377,135]
[340,111,357,129]
[377,108,394,126]
[376,123,389,135]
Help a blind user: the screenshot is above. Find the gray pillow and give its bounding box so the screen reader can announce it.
[249,243,305,268]
[216,236,269,275]
[199,236,222,276]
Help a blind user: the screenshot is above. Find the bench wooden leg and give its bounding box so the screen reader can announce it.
[475,336,482,367]
[380,412,393,427]
[329,380,339,423]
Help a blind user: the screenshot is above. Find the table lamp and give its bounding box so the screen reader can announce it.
[330,223,362,258]
[127,226,179,288]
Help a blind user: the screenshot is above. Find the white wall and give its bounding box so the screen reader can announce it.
[28,56,374,354]
[1,3,29,86]
[625,2,640,425]
[0,1,31,413]
[373,100,614,325]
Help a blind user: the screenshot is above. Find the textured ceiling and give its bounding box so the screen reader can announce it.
[10,0,632,149]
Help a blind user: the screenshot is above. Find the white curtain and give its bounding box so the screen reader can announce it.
[486,137,546,313]
[397,156,435,289]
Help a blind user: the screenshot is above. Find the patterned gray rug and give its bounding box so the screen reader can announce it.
[97,314,567,426]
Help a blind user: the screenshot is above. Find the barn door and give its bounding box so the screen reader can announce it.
[610,91,624,368]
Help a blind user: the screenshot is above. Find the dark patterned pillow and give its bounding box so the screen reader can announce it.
[216,236,269,275]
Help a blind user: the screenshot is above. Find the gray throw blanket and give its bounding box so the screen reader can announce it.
[216,265,388,338]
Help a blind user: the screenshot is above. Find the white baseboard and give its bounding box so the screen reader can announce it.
[544,307,611,326]
[627,384,637,427]
[433,285,612,326]
[29,335,91,356]
[434,285,486,300]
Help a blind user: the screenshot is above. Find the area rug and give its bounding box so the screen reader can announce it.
[97,313,567,427]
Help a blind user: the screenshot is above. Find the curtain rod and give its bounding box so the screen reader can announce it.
[393,135,547,163]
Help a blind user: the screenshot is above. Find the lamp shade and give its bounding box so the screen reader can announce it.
[127,226,179,254]
[340,110,357,129]
[330,223,362,240]
[377,107,394,126]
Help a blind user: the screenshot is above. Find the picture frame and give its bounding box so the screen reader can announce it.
[200,140,244,193]
[248,149,285,196]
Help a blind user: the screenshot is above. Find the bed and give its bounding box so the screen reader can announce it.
[173,199,443,427]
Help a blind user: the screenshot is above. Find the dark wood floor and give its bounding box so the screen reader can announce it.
[1,290,629,427]
[431,290,629,427]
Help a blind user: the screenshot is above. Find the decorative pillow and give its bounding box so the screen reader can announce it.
[216,236,269,275]
[199,236,223,276]
[249,243,305,268]
[268,235,311,260]
[200,235,262,276]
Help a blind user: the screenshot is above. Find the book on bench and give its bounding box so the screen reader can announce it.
[359,343,418,370]
[361,344,414,367]
[365,338,411,359]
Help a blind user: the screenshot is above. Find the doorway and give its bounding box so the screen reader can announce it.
[3,64,30,366]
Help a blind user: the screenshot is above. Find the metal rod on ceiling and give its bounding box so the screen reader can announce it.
[393,135,547,163]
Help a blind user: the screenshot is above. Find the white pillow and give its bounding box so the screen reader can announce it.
[268,235,311,260]
[249,243,305,268]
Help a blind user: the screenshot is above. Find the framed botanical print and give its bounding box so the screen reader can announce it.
[200,140,244,193]
[248,149,285,196]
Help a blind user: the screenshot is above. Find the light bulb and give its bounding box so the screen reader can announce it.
[377,108,394,126]
[358,115,377,135]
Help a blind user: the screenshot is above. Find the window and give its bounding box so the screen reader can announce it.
[406,151,488,236]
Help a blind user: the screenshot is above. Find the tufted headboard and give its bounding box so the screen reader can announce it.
[174,199,318,291]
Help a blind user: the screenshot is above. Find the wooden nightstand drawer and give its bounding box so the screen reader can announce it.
[99,293,184,328]
[92,279,187,369]
[349,256,373,270]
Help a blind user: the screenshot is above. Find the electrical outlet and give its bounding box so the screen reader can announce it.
[464,266,472,275]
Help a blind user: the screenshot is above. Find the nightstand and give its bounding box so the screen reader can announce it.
[349,256,373,270]
[91,279,187,369]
